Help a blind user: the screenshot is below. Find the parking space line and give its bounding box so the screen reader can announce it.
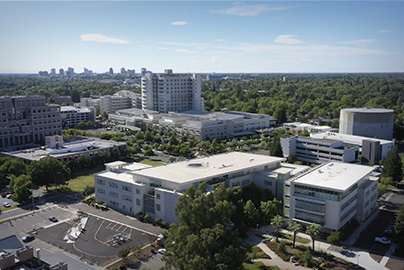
[110,223,118,230]
[105,222,113,229]
[84,212,158,236]
[115,224,123,231]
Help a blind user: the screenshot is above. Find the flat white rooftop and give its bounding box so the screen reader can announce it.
[310,132,393,146]
[341,108,393,113]
[3,138,126,161]
[293,162,375,191]
[133,152,284,184]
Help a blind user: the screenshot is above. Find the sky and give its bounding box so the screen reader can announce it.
[0,1,403,74]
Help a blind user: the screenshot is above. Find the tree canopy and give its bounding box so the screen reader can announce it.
[163,183,246,270]
[28,157,70,190]
[382,148,403,183]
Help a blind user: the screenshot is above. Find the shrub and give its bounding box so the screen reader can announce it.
[118,247,131,258]
[303,249,313,267]
[144,214,151,223]
[82,185,95,196]
[277,241,287,254]
[161,221,169,228]
[327,231,342,245]
[154,217,162,225]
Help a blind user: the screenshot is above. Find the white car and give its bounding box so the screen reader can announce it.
[3,202,11,207]
[375,237,391,244]
[158,248,166,254]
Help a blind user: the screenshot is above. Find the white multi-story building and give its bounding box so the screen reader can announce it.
[80,97,100,110]
[99,90,140,114]
[3,136,127,164]
[0,95,62,150]
[285,162,378,232]
[141,69,204,113]
[108,109,271,140]
[95,152,309,223]
[280,136,359,164]
[60,106,95,129]
[310,132,394,164]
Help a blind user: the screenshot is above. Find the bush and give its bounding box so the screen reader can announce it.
[154,217,162,226]
[82,184,95,196]
[327,231,342,245]
[277,241,287,254]
[303,249,313,267]
[144,214,151,223]
[118,247,131,258]
[161,221,169,228]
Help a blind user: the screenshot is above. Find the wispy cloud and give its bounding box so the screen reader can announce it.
[339,39,376,46]
[211,4,289,17]
[176,49,193,53]
[161,41,206,47]
[274,35,304,45]
[222,43,397,57]
[80,34,129,44]
[377,29,394,33]
[215,39,227,42]
[170,21,189,26]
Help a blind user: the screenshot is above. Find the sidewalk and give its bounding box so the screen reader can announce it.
[246,227,312,270]
[246,225,390,270]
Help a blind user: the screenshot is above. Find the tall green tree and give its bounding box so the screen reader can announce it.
[382,148,403,183]
[260,200,277,225]
[270,215,284,242]
[269,136,283,157]
[394,205,404,255]
[163,183,246,270]
[306,223,321,251]
[288,222,303,248]
[28,157,70,191]
[0,158,27,177]
[10,174,32,203]
[244,199,260,227]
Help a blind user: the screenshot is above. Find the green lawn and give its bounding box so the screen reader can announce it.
[68,174,95,192]
[66,164,105,192]
[139,159,166,166]
[1,205,19,212]
[243,262,280,270]
[280,233,310,244]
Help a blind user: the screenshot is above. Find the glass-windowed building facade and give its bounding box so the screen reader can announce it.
[285,162,378,232]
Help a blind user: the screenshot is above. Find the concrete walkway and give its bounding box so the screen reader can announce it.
[246,225,391,270]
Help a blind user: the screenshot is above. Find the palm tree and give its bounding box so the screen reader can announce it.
[270,215,284,242]
[306,223,321,251]
[288,222,302,248]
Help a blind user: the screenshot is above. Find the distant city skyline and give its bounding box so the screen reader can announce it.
[1,1,403,74]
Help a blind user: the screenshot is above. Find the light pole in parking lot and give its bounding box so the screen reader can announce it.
[357,253,360,266]
[27,188,35,211]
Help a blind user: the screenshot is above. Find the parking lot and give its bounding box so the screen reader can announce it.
[36,214,154,267]
[352,190,404,269]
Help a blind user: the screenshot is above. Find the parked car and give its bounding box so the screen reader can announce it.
[22,235,35,243]
[384,225,394,235]
[3,202,11,207]
[49,217,58,222]
[6,194,12,199]
[158,248,166,254]
[375,237,391,244]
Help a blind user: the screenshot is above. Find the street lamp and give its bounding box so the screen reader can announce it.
[27,188,35,211]
[357,253,360,266]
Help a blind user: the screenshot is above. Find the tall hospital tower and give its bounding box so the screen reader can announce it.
[141,69,204,113]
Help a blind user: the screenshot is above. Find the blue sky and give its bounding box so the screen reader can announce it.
[0,1,403,73]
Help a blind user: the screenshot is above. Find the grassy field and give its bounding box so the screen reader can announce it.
[66,164,105,192]
[243,262,279,270]
[280,233,310,244]
[139,159,166,166]
[68,174,95,192]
